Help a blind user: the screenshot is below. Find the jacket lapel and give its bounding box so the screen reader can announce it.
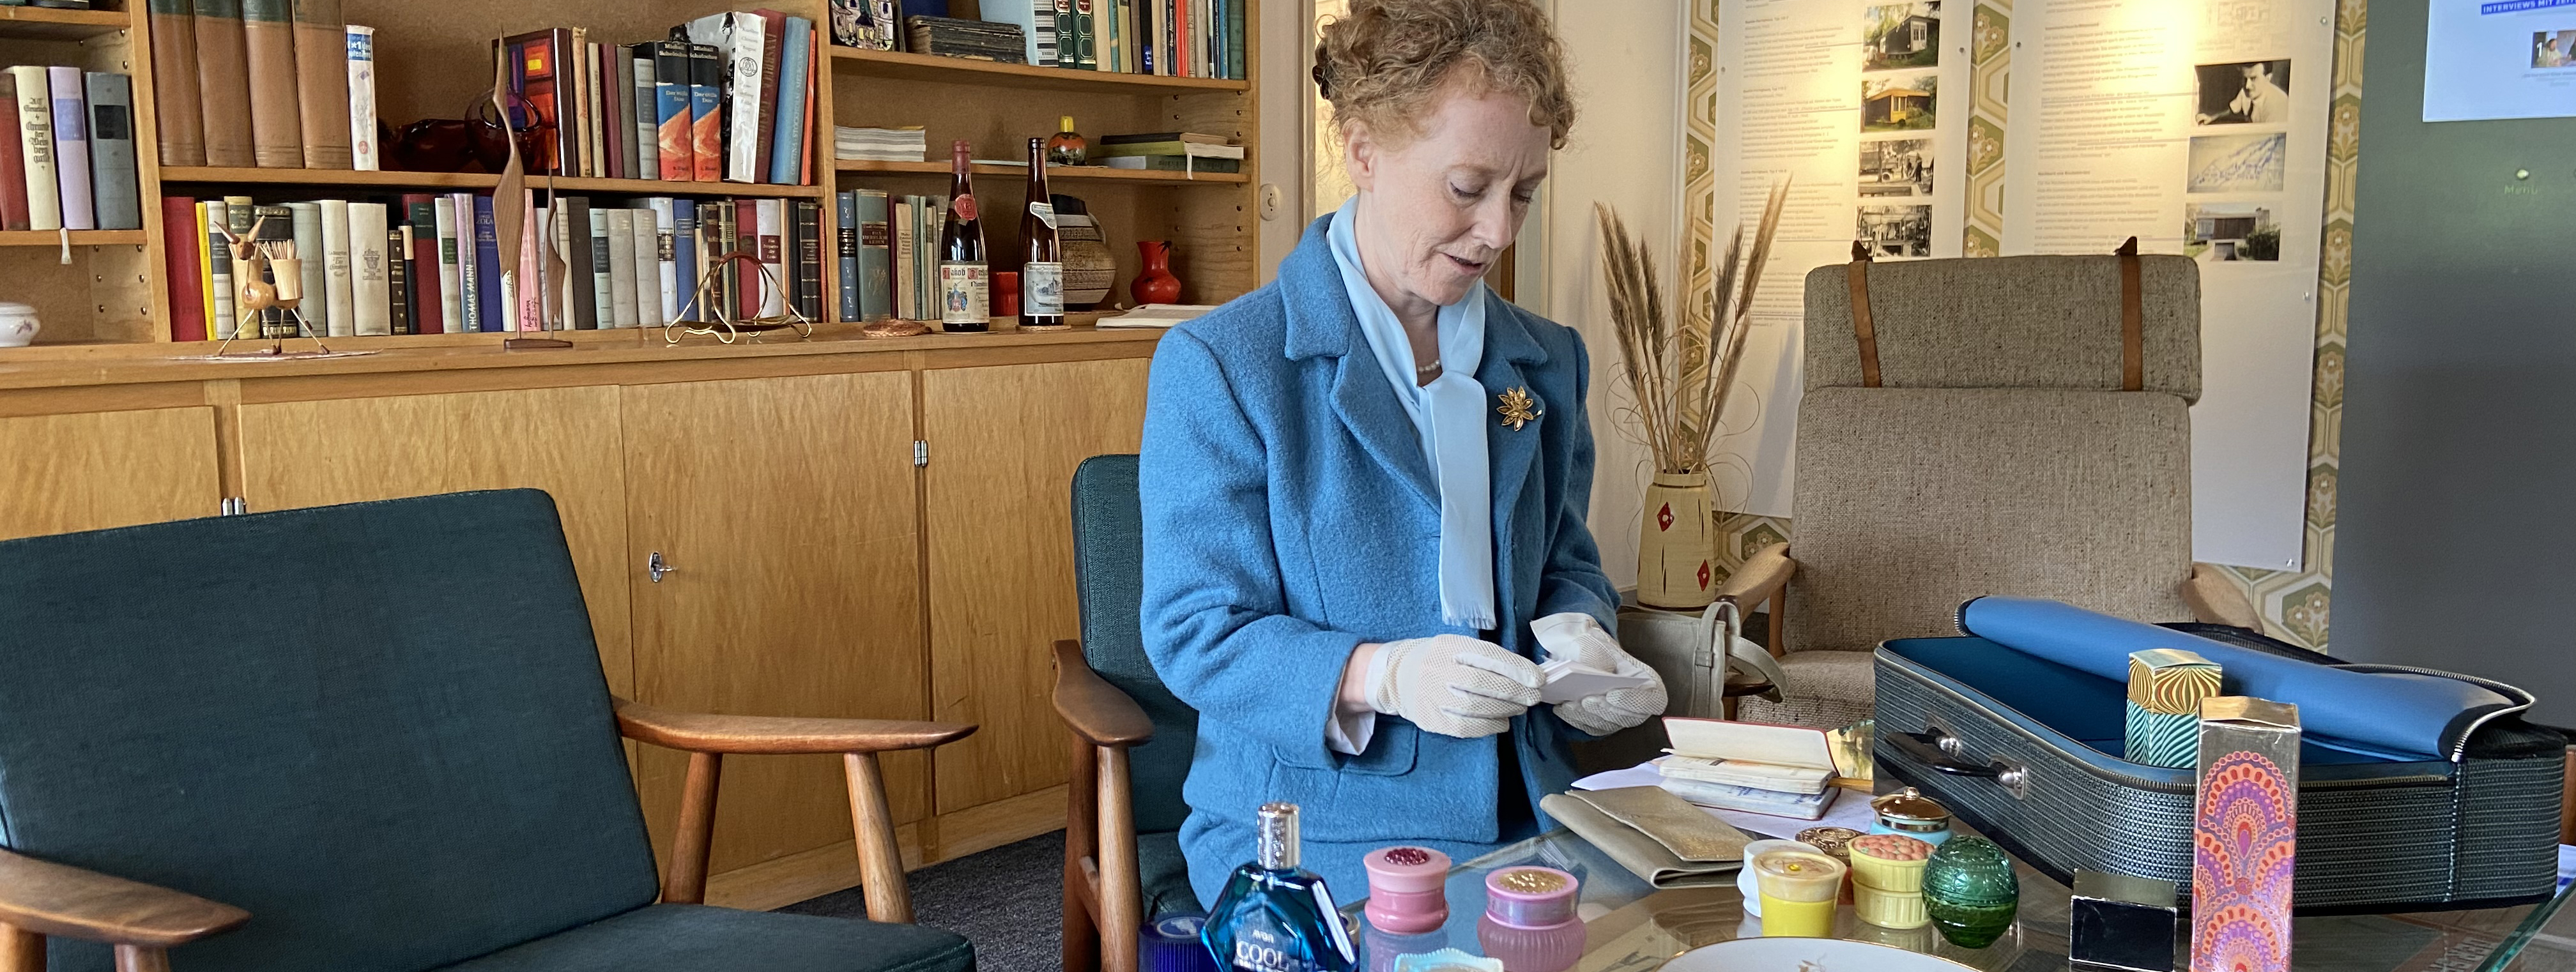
[1282,213,1438,507]
[1477,293,1553,594]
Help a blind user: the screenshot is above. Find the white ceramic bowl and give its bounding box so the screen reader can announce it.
[1662,937,1978,971]
[0,301,37,347]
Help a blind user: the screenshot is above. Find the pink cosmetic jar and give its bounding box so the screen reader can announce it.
[1363,845,1453,934]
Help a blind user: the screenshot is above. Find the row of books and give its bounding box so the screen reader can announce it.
[0,66,139,231]
[502,10,818,186]
[826,0,1246,80]
[146,0,376,170]
[1094,132,1241,174]
[838,188,946,323]
[162,193,828,341]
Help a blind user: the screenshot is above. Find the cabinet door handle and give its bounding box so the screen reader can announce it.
[648,551,674,583]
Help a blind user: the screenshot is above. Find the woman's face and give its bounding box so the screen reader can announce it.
[1346,85,1554,312]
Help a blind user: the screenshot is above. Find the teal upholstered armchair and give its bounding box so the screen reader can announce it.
[0,490,977,972]
[1053,455,1201,972]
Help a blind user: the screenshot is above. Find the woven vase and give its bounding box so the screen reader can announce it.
[1637,471,1717,609]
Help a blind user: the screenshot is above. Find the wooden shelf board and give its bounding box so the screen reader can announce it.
[161,168,825,198]
[833,160,1245,185]
[0,229,146,247]
[0,6,130,40]
[827,45,1247,94]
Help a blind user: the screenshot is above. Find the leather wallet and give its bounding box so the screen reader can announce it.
[1541,789,1749,889]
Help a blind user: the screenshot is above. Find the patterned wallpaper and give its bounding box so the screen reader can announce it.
[1686,0,2365,650]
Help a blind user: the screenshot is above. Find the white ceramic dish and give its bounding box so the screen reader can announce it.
[1662,937,1978,971]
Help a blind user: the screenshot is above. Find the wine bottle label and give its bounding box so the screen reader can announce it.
[951,194,977,220]
[939,262,989,324]
[1022,262,1064,315]
[1027,202,1058,229]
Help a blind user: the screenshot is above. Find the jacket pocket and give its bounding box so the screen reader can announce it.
[1271,718,1418,776]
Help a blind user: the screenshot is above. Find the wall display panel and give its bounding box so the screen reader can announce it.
[2423,0,2576,121]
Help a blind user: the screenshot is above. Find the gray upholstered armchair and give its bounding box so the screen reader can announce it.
[1725,247,2262,730]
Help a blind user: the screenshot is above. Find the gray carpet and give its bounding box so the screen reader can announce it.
[783,830,1070,971]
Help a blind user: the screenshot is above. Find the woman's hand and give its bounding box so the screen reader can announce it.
[1531,612,1669,735]
[1358,634,1544,739]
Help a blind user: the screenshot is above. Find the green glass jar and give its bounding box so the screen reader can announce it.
[1921,836,2018,948]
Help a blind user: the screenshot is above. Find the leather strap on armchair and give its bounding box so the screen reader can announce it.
[1846,238,2147,391]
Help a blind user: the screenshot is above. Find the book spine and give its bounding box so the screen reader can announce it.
[432,195,461,331]
[10,67,58,232]
[47,67,91,231]
[346,25,377,169]
[149,0,206,166]
[398,194,436,331]
[713,197,736,317]
[384,224,410,334]
[769,17,810,185]
[600,207,632,326]
[348,201,389,335]
[836,190,858,321]
[1032,0,1057,66]
[673,197,699,319]
[163,196,206,340]
[891,196,911,319]
[650,197,677,323]
[753,197,783,317]
[793,197,821,319]
[0,75,24,231]
[590,206,618,327]
[288,201,323,331]
[240,0,301,167]
[609,43,632,179]
[687,43,721,182]
[626,205,656,325]
[319,197,351,335]
[1077,0,1098,69]
[653,42,692,181]
[731,197,756,317]
[574,32,598,177]
[751,11,783,183]
[195,0,254,167]
[82,73,137,230]
[204,201,232,336]
[857,190,888,320]
[290,0,351,168]
[724,17,763,182]
[472,193,502,331]
[799,27,816,186]
[632,48,657,180]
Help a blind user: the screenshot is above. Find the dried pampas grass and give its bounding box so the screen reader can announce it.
[1597,179,1790,476]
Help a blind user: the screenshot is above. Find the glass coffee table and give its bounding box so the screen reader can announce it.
[1342,827,2576,971]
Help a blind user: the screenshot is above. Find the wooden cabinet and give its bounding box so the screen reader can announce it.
[0,407,220,541]
[923,357,1152,814]
[623,370,931,877]
[234,388,635,696]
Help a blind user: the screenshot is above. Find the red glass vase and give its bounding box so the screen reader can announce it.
[1131,240,1181,305]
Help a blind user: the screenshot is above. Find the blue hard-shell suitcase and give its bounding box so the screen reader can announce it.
[1873,596,2564,913]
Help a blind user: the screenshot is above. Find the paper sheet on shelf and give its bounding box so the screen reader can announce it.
[1572,763,1876,842]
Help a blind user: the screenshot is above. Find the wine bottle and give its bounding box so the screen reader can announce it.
[1201,803,1356,972]
[1020,137,1066,330]
[937,139,989,332]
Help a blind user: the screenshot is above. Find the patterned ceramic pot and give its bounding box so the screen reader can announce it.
[0,302,36,347]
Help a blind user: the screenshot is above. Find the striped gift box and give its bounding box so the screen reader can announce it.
[2124,649,2221,768]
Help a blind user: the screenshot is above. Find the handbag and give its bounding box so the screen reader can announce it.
[1615,599,1790,718]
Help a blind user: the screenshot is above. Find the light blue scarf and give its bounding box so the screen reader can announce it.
[1326,199,1496,630]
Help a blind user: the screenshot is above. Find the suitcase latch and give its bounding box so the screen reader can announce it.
[1894,727,2030,800]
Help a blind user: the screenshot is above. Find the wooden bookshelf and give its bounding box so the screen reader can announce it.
[827,44,1248,94]
[0,229,148,247]
[834,158,1246,185]
[160,167,831,199]
[0,6,131,40]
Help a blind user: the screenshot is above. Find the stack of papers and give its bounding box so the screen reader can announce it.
[1097,304,1220,328]
[834,126,928,162]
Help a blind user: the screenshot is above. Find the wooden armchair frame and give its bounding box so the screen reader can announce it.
[0,699,973,970]
[1050,639,1155,972]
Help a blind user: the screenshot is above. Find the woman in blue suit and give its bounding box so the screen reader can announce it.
[1138,0,1670,906]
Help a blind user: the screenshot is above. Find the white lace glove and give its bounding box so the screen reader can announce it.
[1367,634,1544,740]
[1531,612,1669,736]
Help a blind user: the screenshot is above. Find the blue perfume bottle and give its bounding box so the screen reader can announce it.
[1201,803,1357,972]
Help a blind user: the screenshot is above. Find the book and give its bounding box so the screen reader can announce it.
[652,41,692,180]
[1222,0,1242,80]
[10,67,58,232]
[387,224,411,335]
[194,0,254,167]
[431,195,461,332]
[561,195,594,328]
[792,197,820,319]
[608,42,632,179]
[626,205,656,326]
[799,26,816,185]
[705,196,732,317]
[754,198,785,316]
[449,191,478,331]
[571,28,595,176]
[601,207,633,327]
[588,206,617,326]
[472,194,502,331]
[672,197,699,319]
[84,74,136,231]
[319,197,352,336]
[1100,154,1238,173]
[685,43,721,181]
[290,0,351,168]
[47,67,91,231]
[1092,139,1242,158]
[348,201,389,335]
[891,196,912,319]
[149,0,206,167]
[204,199,233,336]
[631,46,657,181]
[747,9,786,183]
[836,190,858,321]
[733,198,759,318]
[769,15,811,185]
[0,74,24,231]
[1074,0,1098,69]
[1097,130,1229,145]
[648,197,677,323]
[855,188,889,321]
[397,194,440,331]
[288,201,323,331]
[163,196,206,340]
[1657,718,1841,796]
[241,0,302,167]
[680,11,765,183]
[346,25,377,170]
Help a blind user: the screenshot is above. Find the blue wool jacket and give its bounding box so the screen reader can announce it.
[1139,213,1621,892]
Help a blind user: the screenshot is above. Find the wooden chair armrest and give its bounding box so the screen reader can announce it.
[1052,640,1154,748]
[2182,563,2264,632]
[1715,542,1795,611]
[613,697,975,755]
[0,848,248,948]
